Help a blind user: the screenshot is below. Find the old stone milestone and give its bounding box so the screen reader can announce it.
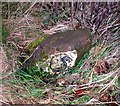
[22,28,92,72]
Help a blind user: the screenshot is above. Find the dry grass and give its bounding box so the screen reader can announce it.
[1,2,120,105]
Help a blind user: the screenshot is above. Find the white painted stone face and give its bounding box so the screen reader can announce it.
[37,50,77,73]
[48,50,78,71]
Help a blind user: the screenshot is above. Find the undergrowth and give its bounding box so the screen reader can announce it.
[1,2,120,105]
[1,41,119,104]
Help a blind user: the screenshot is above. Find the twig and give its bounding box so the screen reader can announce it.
[98,74,118,93]
[23,1,37,16]
[77,68,120,88]
[86,101,119,105]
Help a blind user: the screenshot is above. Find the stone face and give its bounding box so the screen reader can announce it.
[23,28,92,72]
[48,50,78,72]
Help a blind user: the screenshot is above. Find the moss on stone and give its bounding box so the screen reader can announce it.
[25,36,47,54]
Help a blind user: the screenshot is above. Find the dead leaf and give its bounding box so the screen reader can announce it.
[57,78,66,86]
[73,88,85,96]
[99,93,111,102]
[93,59,109,75]
[74,23,81,29]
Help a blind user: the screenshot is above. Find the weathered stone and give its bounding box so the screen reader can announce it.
[23,28,92,72]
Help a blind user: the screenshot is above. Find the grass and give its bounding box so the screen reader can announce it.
[1,2,119,104]
[69,95,91,104]
[2,69,47,99]
[2,26,9,43]
[1,40,119,104]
